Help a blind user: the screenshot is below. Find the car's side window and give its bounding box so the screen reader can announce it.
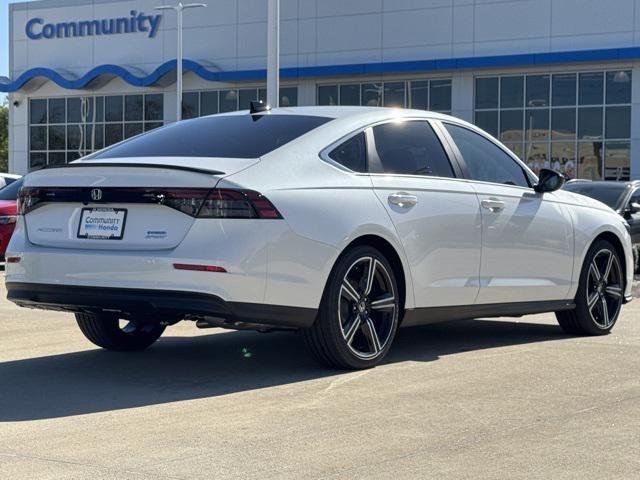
[371,121,455,177]
[328,132,367,173]
[444,123,530,188]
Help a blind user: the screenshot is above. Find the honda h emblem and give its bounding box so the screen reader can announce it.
[90,188,103,201]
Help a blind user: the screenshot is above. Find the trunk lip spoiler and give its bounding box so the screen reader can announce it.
[40,162,225,176]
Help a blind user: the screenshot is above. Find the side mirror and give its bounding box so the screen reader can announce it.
[534,168,565,193]
[629,202,640,214]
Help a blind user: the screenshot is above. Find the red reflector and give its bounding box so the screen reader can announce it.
[6,256,21,264]
[173,263,227,273]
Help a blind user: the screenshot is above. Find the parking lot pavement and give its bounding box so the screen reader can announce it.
[0,272,639,480]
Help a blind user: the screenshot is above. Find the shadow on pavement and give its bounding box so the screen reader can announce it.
[0,318,568,421]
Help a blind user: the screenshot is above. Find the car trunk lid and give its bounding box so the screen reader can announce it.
[21,158,258,250]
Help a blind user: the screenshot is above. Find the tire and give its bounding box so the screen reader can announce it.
[556,239,625,336]
[302,246,401,369]
[75,313,166,351]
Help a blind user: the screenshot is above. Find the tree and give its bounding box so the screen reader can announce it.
[0,100,7,172]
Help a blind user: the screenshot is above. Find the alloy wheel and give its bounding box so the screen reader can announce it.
[586,249,623,329]
[338,256,398,359]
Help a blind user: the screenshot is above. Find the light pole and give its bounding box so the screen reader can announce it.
[266,0,279,107]
[155,2,207,122]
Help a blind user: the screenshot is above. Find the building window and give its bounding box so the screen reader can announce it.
[28,94,164,170]
[182,86,298,119]
[317,79,452,114]
[474,70,632,181]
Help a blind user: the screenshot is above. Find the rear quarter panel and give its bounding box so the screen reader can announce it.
[217,132,416,310]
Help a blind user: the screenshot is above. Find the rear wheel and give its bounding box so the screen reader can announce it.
[302,246,400,369]
[556,239,624,335]
[75,313,165,351]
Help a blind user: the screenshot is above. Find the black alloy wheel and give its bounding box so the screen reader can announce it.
[302,246,400,369]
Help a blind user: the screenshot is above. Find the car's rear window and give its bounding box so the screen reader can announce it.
[89,114,332,160]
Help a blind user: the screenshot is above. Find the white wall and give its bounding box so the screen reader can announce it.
[10,0,640,79]
[8,0,640,176]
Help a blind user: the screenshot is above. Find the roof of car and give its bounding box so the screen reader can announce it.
[220,105,456,122]
[566,179,640,188]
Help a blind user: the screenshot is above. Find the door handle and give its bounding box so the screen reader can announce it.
[388,192,418,208]
[481,198,505,212]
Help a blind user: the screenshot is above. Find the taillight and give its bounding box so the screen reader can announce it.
[0,215,17,225]
[18,186,82,215]
[18,187,44,215]
[17,186,282,219]
[161,189,210,217]
[198,189,282,219]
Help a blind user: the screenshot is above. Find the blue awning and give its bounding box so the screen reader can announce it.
[2,46,638,93]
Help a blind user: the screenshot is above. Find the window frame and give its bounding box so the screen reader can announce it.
[316,78,452,114]
[319,117,464,179]
[473,69,632,182]
[327,131,369,173]
[625,186,640,212]
[28,94,164,170]
[319,127,372,174]
[439,120,536,189]
[181,85,299,119]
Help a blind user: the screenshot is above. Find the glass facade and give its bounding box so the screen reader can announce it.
[23,72,633,179]
[474,70,632,180]
[181,86,298,119]
[317,79,452,114]
[29,94,163,170]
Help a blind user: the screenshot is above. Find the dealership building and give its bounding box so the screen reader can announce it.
[2,0,640,180]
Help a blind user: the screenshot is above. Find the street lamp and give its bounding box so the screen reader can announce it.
[155,2,207,122]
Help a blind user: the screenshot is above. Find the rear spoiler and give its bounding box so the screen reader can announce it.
[38,162,225,176]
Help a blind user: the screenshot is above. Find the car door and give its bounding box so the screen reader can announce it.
[441,121,574,305]
[366,119,482,308]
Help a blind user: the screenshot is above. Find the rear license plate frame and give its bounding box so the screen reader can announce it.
[77,208,128,240]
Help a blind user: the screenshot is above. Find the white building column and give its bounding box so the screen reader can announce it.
[296,79,316,106]
[9,92,29,175]
[164,90,178,124]
[451,71,474,123]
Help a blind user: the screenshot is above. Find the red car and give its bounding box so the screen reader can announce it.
[0,178,22,262]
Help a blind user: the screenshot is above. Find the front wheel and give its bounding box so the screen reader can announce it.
[556,239,625,335]
[75,313,166,351]
[302,246,400,369]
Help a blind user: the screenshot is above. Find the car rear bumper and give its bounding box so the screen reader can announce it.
[6,282,317,329]
[5,217,338,310]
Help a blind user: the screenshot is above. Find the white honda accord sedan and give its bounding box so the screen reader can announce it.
[5,106,633,369]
